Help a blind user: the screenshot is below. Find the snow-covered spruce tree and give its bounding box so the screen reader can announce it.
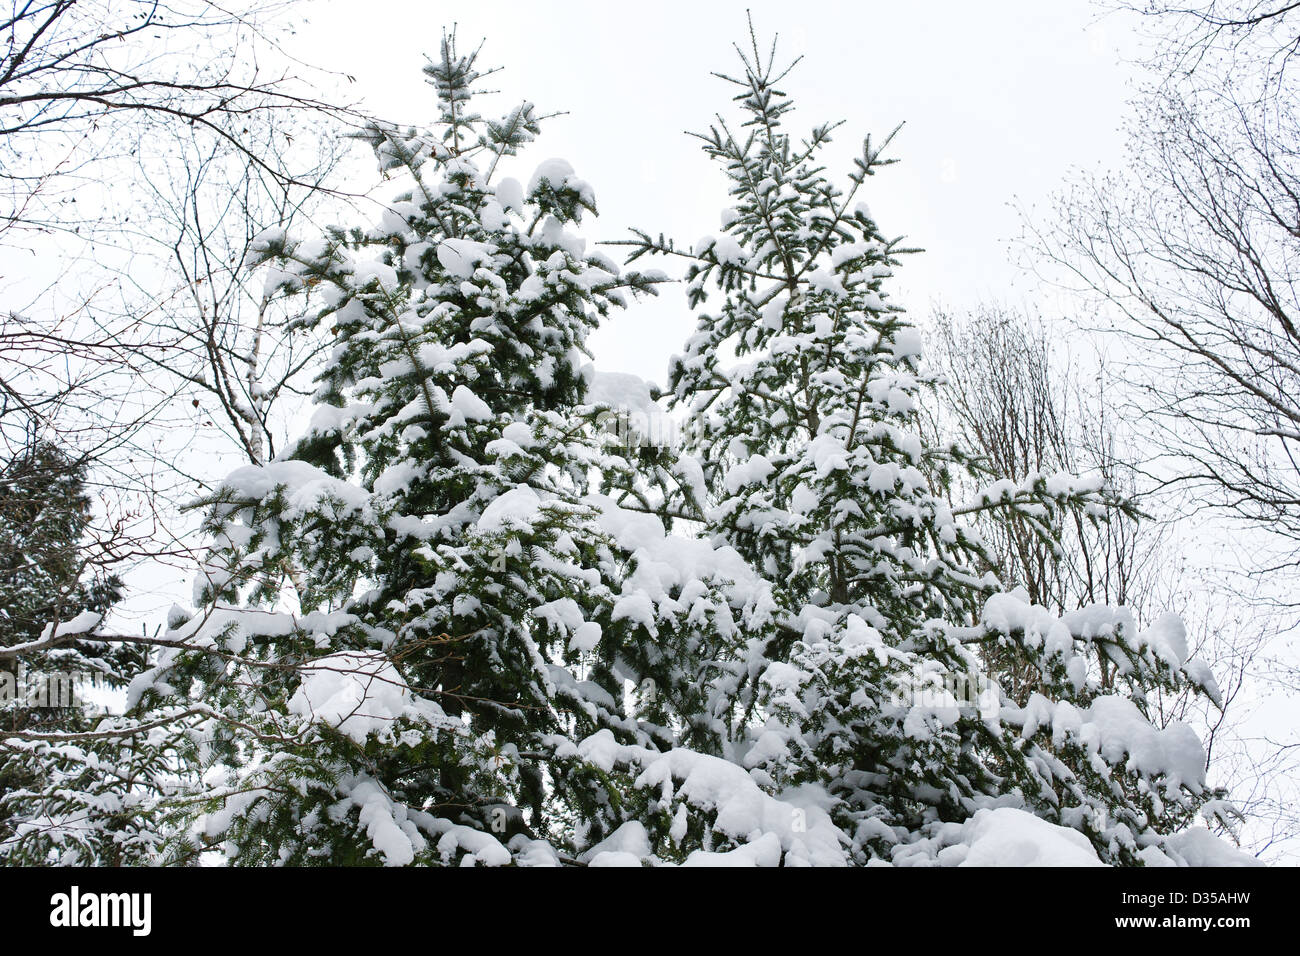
[603,29,1235,865]
[122,35,773,865]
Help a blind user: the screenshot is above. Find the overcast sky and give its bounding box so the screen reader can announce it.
[14,0,1162,616]
[95,0,1152,615]
[296,0,1144,385]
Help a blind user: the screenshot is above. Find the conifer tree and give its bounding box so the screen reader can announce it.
[0,440,125,678]
[604,25,1232,865]
[127,34,696,865]
[0,439,145,858]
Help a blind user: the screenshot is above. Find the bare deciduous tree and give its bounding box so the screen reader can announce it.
[924,305,1166,704]
[1112,1,1300,86]
[117,117,346,474]
[1,0,356,244]
[1,1,359,582]
[1032,81,1300,583]
[927,305,1163,613]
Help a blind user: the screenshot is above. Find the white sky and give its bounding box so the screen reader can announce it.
[296,0,1141,385]
[103,0,1153,647]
